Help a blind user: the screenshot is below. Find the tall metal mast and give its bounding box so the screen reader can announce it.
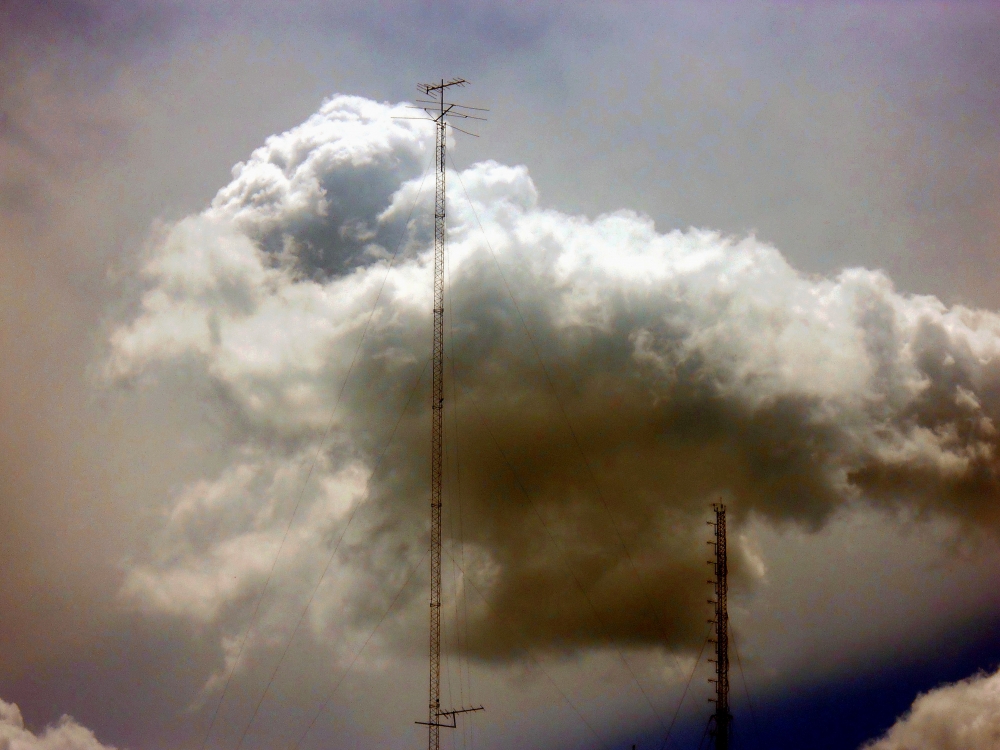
[708,503,731,750]
[427,76,453,750]
[407,77,484,750]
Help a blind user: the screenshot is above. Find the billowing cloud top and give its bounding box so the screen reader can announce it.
[109,95,1000,675]
[863,666,1000,750]
[0,698,117,750]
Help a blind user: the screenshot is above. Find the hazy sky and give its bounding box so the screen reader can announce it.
[3,3,1000,750]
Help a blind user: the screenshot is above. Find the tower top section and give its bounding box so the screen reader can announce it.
[396,78,488,137]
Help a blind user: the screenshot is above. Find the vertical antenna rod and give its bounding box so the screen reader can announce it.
[708,503,731,749]
[408,77,485,750]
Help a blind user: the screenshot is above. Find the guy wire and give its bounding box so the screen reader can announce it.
[230,355,431,750]
[197,154,433,750]
[288,550,430,750]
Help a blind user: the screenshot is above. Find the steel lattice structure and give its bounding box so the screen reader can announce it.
[428,78,449,750]
[709,503,731,750]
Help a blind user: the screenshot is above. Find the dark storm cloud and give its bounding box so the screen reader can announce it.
[2,0,183,51]
[766,3,1000,309]
[0,0,181,217]
[292,0,561,58]
[0,0,205,694]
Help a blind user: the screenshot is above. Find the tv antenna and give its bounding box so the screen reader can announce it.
[397,78,486,750]
[707,503,731,749]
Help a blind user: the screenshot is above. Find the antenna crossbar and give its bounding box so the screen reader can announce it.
[419,77,468,95]
[415,706,486,728]
[414,100,490,112]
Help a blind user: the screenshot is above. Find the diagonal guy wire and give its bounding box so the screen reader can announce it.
[288,550,430,750]
[197,158,432,750]
[231,356,430,750]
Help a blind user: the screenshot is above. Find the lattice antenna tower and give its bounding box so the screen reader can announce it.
[399,78,486,750]
[708,503,731,750]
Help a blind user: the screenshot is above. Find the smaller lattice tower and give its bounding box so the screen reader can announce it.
[708,503,731,749]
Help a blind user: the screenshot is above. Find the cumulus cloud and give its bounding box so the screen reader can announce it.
[863,667,1000,749]
[0,698,118,750]
[108,94,1000,673]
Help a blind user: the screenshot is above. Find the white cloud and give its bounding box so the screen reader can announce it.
[107,94,1000,673]
[863,667,1000,750]
[0,698,118,750]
